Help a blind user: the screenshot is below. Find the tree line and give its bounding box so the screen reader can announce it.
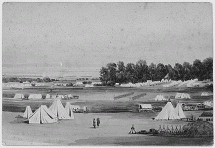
[99,57,213,85]
[2,77,54,83]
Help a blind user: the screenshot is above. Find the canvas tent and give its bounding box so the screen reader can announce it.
[174,103,186,119]
[154,94,167,101]
[23,106,33,119]
[201,92,209,96]
[204,101,213,107]
[181,93,190,99]
[155,102,180,120]
[49,99,72,119]
[175,93,183,99]
[28,94,42,100]
[65,102,75,119]
[29,105,57,124]
[175,93,190,99]
[14,93,24,99]
[46,94,51,99]
[68,94,73,99]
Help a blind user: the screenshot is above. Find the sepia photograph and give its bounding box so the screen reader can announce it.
[2,2,213,146]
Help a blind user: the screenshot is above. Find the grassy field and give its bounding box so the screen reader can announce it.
[2,86,213,113]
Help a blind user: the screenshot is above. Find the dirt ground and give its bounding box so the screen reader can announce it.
[2,87,213,145]
[2,111,213,146]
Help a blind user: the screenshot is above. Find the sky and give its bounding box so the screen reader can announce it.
[2,2,213,78]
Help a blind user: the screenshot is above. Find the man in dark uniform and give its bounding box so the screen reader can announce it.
[97,118,100,127]
[93,118,96,128]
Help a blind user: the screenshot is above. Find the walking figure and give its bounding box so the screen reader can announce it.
[129,124,136,134]
[97,118,100,127]
[93,118,96,128]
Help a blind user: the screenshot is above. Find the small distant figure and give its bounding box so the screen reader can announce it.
[93,118,96,128]
[129,124,136,134]
[97,118,100,127]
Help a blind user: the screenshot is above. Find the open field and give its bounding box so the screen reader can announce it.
[2,86,213,145]
[2,111,213,146]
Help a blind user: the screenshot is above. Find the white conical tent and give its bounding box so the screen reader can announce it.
[155,102,180,120]
[14,93,24,99]
[49,99,72,119]
[29,105,57,124]
[174,103,186,119]
[65,102,74,119]
[23,106,33,119]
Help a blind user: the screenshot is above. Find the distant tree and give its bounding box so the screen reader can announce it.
[99,67,109,84]
[125,63,136,83]
[117,61,125,72]
[174,63,183,80]
[165,64,174,80]
[148,63,156,81]
[107,80,115,86]
[116,61,126,83]
[191,59,203,80]
[156,63,167,81]
[43,77,51,82]
[135,60,148,82]
[116,71,126,84]
[106,63,117,82]
[36,78,43,82]
[99,57,212,84]
[182,62,192,80]
[202,57,213,80]
[2,77,9,83]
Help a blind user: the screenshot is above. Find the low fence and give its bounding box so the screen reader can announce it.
[131,93,146,100]
[113,92,134,100]
[155,124,213,137]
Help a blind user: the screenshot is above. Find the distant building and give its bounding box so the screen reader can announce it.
[139,104,152,112]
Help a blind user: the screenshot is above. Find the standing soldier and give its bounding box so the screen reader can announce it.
[93,118,96,128]
[97,118,100,127]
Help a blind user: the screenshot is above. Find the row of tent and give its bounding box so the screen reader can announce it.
[163,80,182,87]
[162,79,209,88]
[154,94,167,101]
[3,82,46,89]
[175,93,190,99]
[154,93,190,101]
[201,92,210,96]
[155,92,211,101]
[155,102,186,120]
[14,93,43,99]
[119,79,172,88]
[23,99,85,124]
[13,93,76,100]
